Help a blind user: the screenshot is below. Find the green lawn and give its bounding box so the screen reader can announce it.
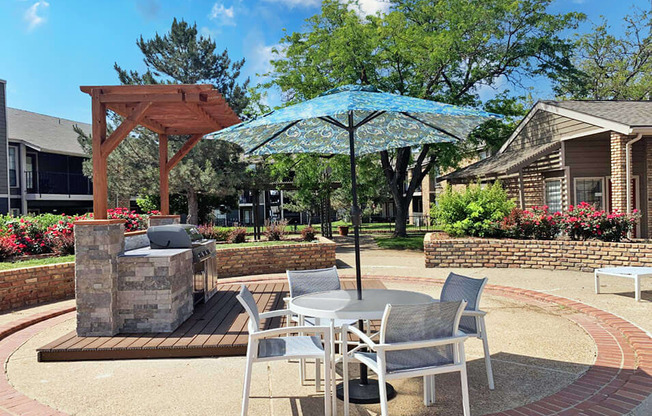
[373,234,425,251]
[0,254,75,271]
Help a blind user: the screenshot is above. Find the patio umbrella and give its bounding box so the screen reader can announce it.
[205,84,498,401]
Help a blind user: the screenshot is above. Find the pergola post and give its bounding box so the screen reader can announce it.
[91,89,108,219]
[159,134,169,215]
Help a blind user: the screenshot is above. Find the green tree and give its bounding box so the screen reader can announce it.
[268,0,582,236]
[94,18,251,223]
[555,8,652,100]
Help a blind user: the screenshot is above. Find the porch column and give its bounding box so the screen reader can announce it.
[610,132,629,212]
[646,139,652,236]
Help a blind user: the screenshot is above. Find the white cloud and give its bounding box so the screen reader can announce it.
[24,1,49,31]
[352,0,391,17]
[261,0,320,8]
[209,2,236,26]
[261,0,390,16]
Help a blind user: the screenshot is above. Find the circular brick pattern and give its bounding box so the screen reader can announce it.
[1,276,651,416]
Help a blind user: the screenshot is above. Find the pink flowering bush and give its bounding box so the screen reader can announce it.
[500,206,561,240]
[499,201,639,242]
[0,235,19,260]
[6,217,49,254]
[45,215,79,255]
[107,207,147,232]
[562,202,639,242]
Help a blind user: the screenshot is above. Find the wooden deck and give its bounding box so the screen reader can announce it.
[37,280,384,362]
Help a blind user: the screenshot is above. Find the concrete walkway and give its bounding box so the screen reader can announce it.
[2,238,652,415]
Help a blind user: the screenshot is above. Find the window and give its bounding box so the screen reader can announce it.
[545,179,563,213]
[8,146,18,188]
[574,178,604,209]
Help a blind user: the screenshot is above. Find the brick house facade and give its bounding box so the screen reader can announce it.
[440,100,652,238]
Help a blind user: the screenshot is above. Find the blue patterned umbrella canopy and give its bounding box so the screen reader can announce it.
[205,84,498,155]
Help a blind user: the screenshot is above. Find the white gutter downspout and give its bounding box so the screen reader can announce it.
[626,133,643,214]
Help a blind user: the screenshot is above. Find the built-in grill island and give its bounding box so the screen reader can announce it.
[146,224,218,305]
[75,221,217,336]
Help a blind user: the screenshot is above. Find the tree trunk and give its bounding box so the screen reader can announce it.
[394,199,409,238]
[187,190,199,224]
[380,146,437,238]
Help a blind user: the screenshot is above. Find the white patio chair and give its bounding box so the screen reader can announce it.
[236,285,333,416]
[286,266,360,387]
[341,301,470,416]
[439,272,494,390]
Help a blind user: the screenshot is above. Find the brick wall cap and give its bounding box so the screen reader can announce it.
[75,219,125,225]
[0,262,74,276]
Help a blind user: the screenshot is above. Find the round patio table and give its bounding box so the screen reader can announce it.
[289,288,434,404]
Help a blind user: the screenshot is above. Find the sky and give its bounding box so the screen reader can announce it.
[0,0,648,124]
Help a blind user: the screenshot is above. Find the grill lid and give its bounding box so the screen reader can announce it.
[147,224,203,249]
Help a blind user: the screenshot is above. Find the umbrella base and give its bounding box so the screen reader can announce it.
[336,379,396,404]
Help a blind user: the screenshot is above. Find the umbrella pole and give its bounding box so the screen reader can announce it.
[336,111,396,404]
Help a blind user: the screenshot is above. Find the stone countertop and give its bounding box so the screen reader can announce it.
[120,246,191,258]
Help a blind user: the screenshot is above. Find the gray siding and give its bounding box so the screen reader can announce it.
[0,81,8,196]
[508,111,601,152]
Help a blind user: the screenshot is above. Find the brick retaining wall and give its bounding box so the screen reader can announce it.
[215,237,337,278]
[424,233,652,272]
[0,263,75,312]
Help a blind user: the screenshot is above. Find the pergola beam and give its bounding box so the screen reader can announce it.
[101,101,152,158]
[167,134,204,170]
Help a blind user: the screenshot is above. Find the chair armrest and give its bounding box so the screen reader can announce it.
[344,324,379,350]
[462,310,486,317]
[376,334,468,352]
[251,325,330,339]
[259,309,293,319]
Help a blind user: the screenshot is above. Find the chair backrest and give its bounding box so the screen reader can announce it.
[286,266,341,298]
[379,301,466,373]
[440,272,487,334]
[236,285,260,333]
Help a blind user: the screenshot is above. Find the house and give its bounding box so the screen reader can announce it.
[440,100,652,238]
[0,80,93,215]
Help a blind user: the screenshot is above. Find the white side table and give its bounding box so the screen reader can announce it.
[595,267,652,302]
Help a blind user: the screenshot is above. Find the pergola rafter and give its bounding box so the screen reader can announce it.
[81,84,241,219]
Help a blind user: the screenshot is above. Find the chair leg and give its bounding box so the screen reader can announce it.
[324,336,332,416]
[430,375,436,404]
[299,315,307,385]
[342,326,350,416]
[479,317,495,390]
[330,320,337,416]
[460,344,471,416]
[423,376,431,406]
[315,317,321,392]
[241,341,255,416]
[378,372,389,416]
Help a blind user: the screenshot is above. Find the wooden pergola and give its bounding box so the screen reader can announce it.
[80,84,241,219]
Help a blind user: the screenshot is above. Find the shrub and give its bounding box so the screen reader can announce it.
[198,224,231,241]
[264,219,288,241]
[228,227,247,243]
[107,207,147,232]
[431,182,515,237]
[0,235,18,260]
[6,217,50,254]
[301,226,317,242]
[500,208,533,238]
[45,216,76,255]
[561,202,639,242]
[525,206,562,240]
